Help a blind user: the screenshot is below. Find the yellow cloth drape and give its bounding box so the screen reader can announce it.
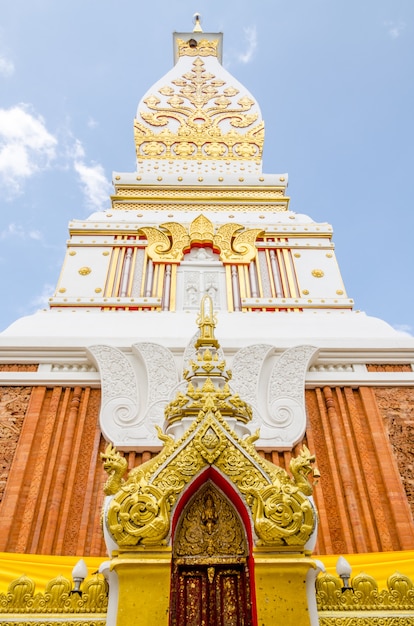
[0,553,104,593]
[0,550,413,594]
[316,550,414,590]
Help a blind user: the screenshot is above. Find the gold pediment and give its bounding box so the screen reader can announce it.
[139,216,263,263]
[103,409,317,549]
[135,57,264,161]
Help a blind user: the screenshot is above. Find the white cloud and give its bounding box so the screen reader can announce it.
[238,26,258,64]
[392,324,413,336]
[0,222,43,241]
[73,154,112,211]
[0,105,110,210]
[87,116,99,129]
[0,104,57,194]
[29,283,56,311]
[384,20,406,39]
[0,55,14,77]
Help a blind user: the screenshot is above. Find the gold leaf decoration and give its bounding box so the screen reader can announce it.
[135,58,264,161]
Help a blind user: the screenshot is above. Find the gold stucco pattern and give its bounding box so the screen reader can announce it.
[102,297,317,549]
[0,573,108,616]
[139,216,263,263]
[135,57,264,161]
[173,483,247,558]
[317,570,414,625]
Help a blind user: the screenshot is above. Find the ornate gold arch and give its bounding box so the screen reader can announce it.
[139,215,263,264]
[102,297,317,551]
[102,410,316,549]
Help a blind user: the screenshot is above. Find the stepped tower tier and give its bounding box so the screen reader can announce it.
[134,26,264,176]
[7,20,360,325]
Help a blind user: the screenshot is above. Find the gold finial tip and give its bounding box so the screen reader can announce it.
[193,12,203,33]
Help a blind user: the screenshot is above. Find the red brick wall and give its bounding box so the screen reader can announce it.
[305,387,414,554]
[1,381,413,558]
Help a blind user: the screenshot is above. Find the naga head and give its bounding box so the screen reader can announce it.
[289,445,319,495]
[101,443,128,495]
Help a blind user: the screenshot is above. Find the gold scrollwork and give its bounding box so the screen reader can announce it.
[140,216,263,264]
[135,58,264,161]
[107,481,172,546]
[0,573,108,614]
[317,570,414,612]
[177,38,219,58]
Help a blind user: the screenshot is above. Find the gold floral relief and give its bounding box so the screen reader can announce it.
[139,217,263,264]
[0,573,108,614]
[135,58,264,161]
[189,214,215,245]
[174,482,247,558]
[104,407,316,548]
[317,571,414,611]
[177,38,220,58]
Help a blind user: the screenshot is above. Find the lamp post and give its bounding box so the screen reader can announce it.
[71,559,88,595]
[336,556,353,592]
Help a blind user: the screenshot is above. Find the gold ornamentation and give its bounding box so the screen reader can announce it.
[100,443,128,495]
[135,58,264,161]
[302,290,309,295]
[58,288,66,293]
[103,299,317,549]
[78,267,91,276]
[336,290,344,295]
[105,404,316,548]
[95,288,102,293]
[104,428,176,546]
[173,483,247,558]
[139,222,190,262]
[107,480,172,546]
[140,216,263,264]
[311,269,324,278]
[177,38,219,58]
[317,570,414,611]
[69,251,76,256]
[215,223,263,263]
[194,414,227,463]
[189,214,215,245]
[319,613,413,626]
[246,482,314,545]
[289,445,318,496]
[0,573,108,614]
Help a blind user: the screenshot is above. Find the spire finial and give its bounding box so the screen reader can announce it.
[193,12,203,33]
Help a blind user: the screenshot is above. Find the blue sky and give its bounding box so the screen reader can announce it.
[0,0,413,333]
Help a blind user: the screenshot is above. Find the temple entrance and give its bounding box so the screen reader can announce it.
[169,482,254,626]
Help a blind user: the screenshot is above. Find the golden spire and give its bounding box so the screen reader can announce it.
[164,296,252,425]
[193,12,203,33]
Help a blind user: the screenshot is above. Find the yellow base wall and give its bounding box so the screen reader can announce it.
[111,548,172,626]
[253,551,316,626]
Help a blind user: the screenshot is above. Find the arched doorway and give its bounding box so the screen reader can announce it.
[169,481,254,626]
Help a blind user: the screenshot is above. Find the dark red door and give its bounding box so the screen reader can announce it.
[171,563,253,626]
